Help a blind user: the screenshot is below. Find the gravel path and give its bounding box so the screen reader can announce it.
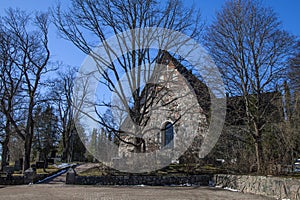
[0,184,274,200]
[43,171,67,185]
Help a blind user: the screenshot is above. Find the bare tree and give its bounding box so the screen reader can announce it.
[0,9,50,171]
[50,66,82,162]
[280,43,300,169]
[288,41,300,91]
[0,26,24,170]
[53,0,204,154]
[205,0,295,173]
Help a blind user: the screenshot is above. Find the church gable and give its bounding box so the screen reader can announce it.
[118,52,210,162]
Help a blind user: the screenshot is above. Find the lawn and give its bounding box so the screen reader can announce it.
[11,165,60,176]
[78,162,225,176]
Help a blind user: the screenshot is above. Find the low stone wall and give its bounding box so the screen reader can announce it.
[0,173,54,185]
[0,176,25,185]
[214,174,300,200]
[0,166,71,185]
[66,170,213,186]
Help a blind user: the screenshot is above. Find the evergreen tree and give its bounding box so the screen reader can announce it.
[33,105,58,169]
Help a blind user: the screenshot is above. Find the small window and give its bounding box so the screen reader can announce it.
[164,122,174,148]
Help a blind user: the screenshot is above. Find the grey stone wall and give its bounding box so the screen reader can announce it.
[0,176,25,185]
[66,174,213,186]
[0,166,71,185]
[0,173,43,185]
[215,174,300,200]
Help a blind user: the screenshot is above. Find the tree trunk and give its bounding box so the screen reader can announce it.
[23,119,34,171]
[0,136,10,171]
[23,136,32,171]
[23,95,37,171]
[62,146,69,162]
[43,153,48,172]
[1,120,11,171]
[61,131,69,162]
[254,135,265,174]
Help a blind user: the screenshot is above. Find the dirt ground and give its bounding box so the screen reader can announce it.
[0,184,274,200]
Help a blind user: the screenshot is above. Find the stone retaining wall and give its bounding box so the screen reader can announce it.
[66,170,212,186]
[65,169,300,200]
[214,174,300,200]
[0,167,71,185]
[0,173,46,185]
[0,176,25,185]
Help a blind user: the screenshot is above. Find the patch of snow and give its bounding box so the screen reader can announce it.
[214,185,239,192]
[135,184,146,187]
[168,183,197,187]
[223,187,239,192]
[181,183,192,187]
[57,163,72,168]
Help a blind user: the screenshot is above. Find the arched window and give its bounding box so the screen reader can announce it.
[164,122,174,148]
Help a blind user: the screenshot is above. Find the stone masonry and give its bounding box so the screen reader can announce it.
[215,174,300,200]
[118,52,209,163]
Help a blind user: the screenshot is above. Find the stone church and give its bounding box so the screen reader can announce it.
[118,51,211,163]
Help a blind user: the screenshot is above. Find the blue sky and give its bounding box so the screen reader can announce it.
[0,0,299,67]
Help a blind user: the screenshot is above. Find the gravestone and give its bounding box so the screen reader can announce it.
[14,158,23,171]
[47,158,54,165]
[36,161,48,169]
[66,168,76,184]
[50,150,57,158]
